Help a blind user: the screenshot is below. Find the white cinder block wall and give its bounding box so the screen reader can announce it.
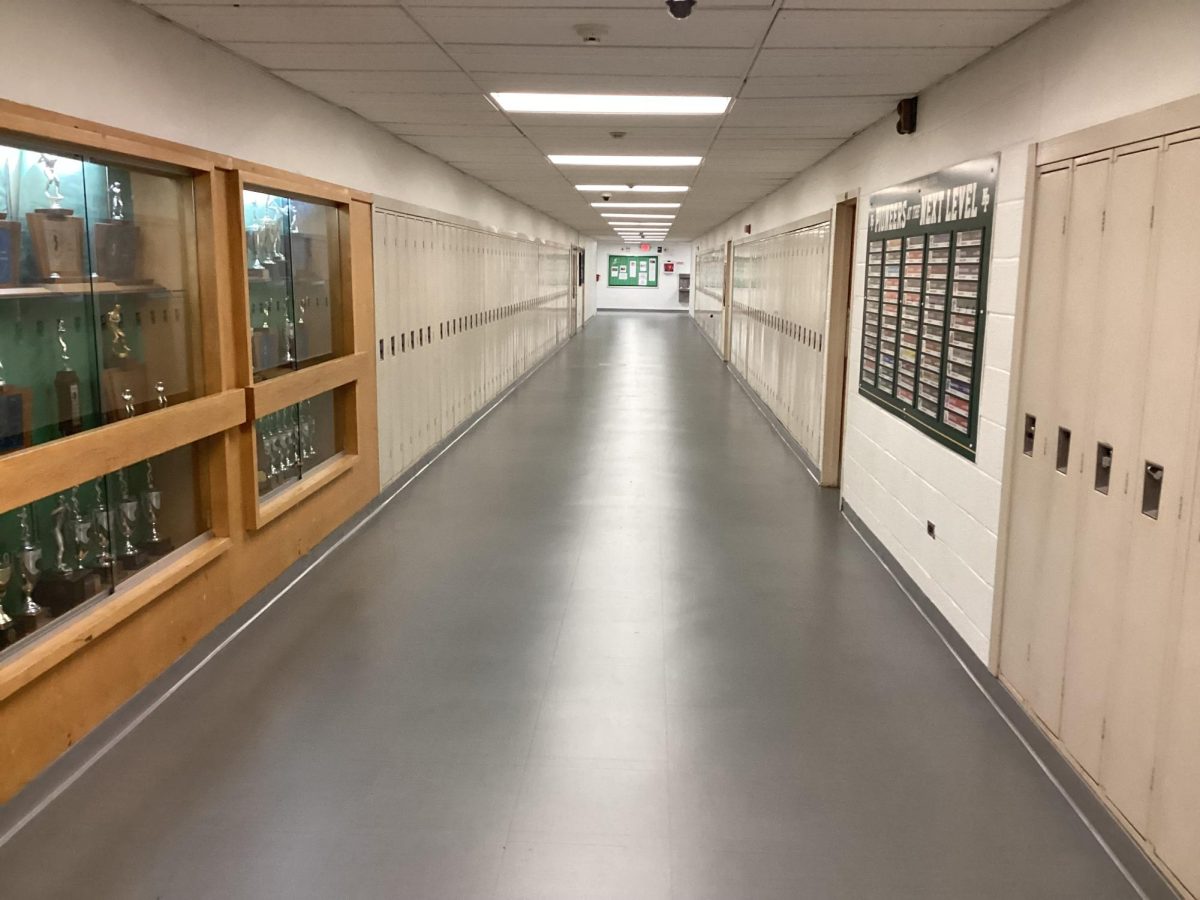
[593,242,693,311]
[6,0,578,248]
[695,0,1200,661]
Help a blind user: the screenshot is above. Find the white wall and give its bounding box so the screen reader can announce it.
[593,242,693,312]
[6,0,577,248]
[694,0,1200,661]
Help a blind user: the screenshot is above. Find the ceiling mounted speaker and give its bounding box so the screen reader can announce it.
[896,97,918,135]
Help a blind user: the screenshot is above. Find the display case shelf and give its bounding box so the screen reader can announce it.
[0,281,167,301]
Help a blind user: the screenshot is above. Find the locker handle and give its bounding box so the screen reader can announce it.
[1142,462,1164,520]
[379,338,384,361]
[391,335,396,356]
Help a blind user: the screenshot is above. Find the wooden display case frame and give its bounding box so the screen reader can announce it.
[0,100,243,691]
[228,165,374,531]
[0,100,379,804]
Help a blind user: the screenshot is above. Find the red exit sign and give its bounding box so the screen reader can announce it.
[640,243,650,251]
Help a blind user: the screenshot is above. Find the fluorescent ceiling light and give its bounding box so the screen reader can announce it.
[591,202,680,209]
[601,213,675,219]
[550,155,701,167]
[577,185,688,193]
[492,93,728,115]
[611,223,674,228]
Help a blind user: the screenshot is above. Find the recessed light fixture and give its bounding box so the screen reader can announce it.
[610,222,675,227]
[492,93,729,115]
[590,202,680,209]
[550,155,701,166]
[577,185,689,193]
[601,213,675,219]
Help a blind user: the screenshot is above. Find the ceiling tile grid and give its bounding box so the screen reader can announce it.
[139,0,1070,239]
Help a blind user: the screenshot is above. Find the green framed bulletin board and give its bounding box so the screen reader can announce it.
[608,254,658,287]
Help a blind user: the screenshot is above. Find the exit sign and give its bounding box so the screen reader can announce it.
[640,243,650,251]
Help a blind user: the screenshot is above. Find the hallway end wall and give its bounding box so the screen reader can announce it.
[593,242,693,312]
[693,0,1200,662]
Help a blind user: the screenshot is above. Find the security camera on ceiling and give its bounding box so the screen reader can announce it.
[601,193,612,202]
[666,0,697,20]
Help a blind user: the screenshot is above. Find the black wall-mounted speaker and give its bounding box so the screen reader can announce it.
[896,97,918,135]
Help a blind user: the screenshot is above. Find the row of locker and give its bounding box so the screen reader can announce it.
[729,222,833,467]
[693,246,726,354]
[372,209,576,486]
[998,129,1200,893]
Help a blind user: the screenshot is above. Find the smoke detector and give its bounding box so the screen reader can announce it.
[574,23,608,44]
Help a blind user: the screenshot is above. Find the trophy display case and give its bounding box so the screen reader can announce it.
[242,188,340,382]
[0,138,203,455]
[0,442,206,654]
[254,389,337,499]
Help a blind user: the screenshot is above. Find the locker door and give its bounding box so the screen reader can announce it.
[372,210,392,486]
[1023,156,1109,730]
[1103,134,1200,834]
[998,164,1073,709]
[1058,144,1160,777]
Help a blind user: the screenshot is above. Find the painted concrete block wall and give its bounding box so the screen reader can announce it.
[6,0,577,247]
[694,0,1200,661]
[593,242,693,312]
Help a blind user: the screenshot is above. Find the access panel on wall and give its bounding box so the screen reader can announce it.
[608,254,657,288]
[858,156,997,460]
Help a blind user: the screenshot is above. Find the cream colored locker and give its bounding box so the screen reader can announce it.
[1058,145,1160,776]
[1152,409,1200,890]
[1103,134,1200,835]
[1023,156,1109,730]
[372,210,392,486]
[998,164,1075,711]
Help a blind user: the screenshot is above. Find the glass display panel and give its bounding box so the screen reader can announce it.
[0,140,202,455]
[242,189,341,381]
[254,389,338,498]
[0,442,207,655]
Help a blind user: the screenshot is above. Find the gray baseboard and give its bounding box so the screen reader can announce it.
[841,500,1181,900]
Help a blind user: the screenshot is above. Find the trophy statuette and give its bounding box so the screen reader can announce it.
[35,491,101,616]
[94,175,139,282]
[27,153,86,282]
[55,319,84,436]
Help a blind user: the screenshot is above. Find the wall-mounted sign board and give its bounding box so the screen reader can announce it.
[609,254,658,288]
[858,155,998,461]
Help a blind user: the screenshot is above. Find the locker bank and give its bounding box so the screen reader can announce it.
[0,0,1197,897]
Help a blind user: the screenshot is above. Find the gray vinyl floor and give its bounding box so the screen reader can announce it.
[0,313,1135,899]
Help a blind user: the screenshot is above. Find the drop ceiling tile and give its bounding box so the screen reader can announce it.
[388,124,524,138]
[447,45,754,77]
[752,47,981,78]
[412,8,772,48]
[226,42,457,71]
[149,5,428,43]
[473,72,743,95]
[764,9,1046,48]
[520,124,718,155]
[275,70,479,95]
[723,96,901,131]
[741,75,927,98]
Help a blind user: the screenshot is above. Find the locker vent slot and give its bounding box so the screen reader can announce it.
[1094,443,1112,494]
[1056,427,1071,474]
[1142,462,1163,519]
[1023,415,1036,456]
